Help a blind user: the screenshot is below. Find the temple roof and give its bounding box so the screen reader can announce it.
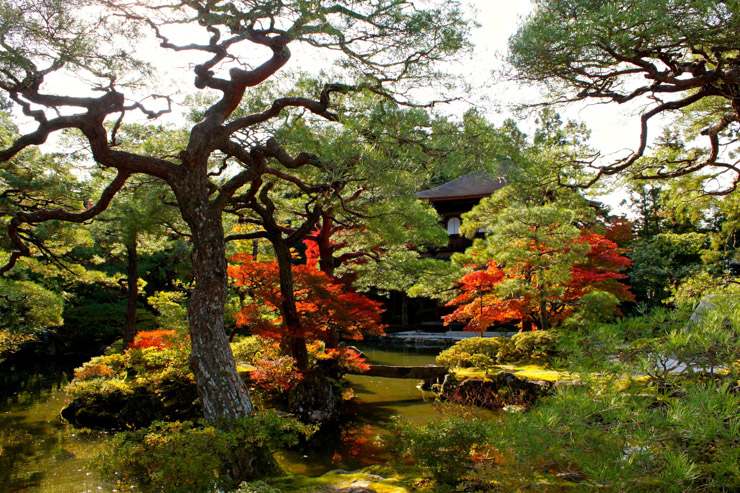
[415,172,507,201]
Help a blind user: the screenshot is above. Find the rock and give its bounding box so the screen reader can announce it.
[60,380,200,429]
[349,364,447,380]
[287,371,339,424]
[439,371,551,409]
[117,389,160,427]
[60,398,120,429]
[686,294,740,330]
[335,488,376,493]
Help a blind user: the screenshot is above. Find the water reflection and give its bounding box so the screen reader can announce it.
[1,344,491,488]
[276,344,497,476]
[0,362,113,492]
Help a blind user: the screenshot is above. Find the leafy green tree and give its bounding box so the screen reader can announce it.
[508,0,740,194]
[83,124,188,347]
[0,277,63,358]
[628,232,707,307]
[0,0,469,420]
[450,112,633,330]
[458,198,591,331]
[0,110,111,355]
[90,176,182,347]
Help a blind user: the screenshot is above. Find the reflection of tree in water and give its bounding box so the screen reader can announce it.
[0,361,80,491]
[0,363,71,405]
[0,418,60,490]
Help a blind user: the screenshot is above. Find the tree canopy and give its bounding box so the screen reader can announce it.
[0,0,470,421]
[508,0,740,194]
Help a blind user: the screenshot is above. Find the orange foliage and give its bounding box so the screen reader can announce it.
[567,232,635,307]
[327,347,372,373]
[443,262,524,334]
[445,230,634,331]
[129,330,179,350]
[74,363,116,380]
[228,254,386,344]
[250,356,304,393]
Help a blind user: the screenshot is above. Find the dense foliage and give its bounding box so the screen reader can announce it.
[0,0,471,420]
[64,333,366,429]
[93,413,313,492]
[509,0,740,194]
[444,228,633,333]
[396,300,740,490]
[3,2,740,491]
[228,254,385,345]
[436,332,557,369]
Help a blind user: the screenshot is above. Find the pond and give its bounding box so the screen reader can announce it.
[0,362,115,492]
[0,345,494,491]
[276,344,500,477]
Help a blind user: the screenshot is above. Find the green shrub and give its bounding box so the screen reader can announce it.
[66,335,349,428]
[436,332,556,368]
[64,344,199,427]
[231,335,279,363]
[389,416,491,485]
[497,381,740,491]
[234,481,284,493]
[436,337,509,368]
[500,330,557,362]
[66,353,133,405]
[93,412,314,493]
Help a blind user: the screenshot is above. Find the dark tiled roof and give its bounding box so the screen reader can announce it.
[415,172,507,200]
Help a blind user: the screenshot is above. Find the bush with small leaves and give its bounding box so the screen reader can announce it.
[93,412,314,493]
[234,481,284,493]
[437,332,557,369]
[231,335,280,363]
[389,416,491,485]
[499,330,557,363]
[436,337,509,368]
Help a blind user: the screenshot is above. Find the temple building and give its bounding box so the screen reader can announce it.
[384,171,507,329]
[415,171,507,260]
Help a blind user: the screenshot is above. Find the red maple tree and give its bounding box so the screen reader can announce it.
[128,330,180,350]
[444,231,634,332]
[228,254,386,346]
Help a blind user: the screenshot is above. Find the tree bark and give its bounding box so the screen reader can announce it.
[273,237,310,370]
[316,215,335,278]
[123,238,138,348]
[179,179,254,421]
[538,289,550,331]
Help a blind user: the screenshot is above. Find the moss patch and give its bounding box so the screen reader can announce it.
[452,363,574,383]
[251,467,416,492]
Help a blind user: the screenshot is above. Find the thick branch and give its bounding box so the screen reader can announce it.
[1,171,132,275]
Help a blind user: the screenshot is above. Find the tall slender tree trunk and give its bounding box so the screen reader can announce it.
[539,297,549,331]
[123,237,138,348]
[401,293,409,329]
[537,272,549,331]
[273,237,310,370]
[179,179,254,420]
[314,216,339,349]
[316,216,335,278]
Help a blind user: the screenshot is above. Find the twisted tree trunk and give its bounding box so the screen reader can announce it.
[123,237,138,348]
[178,171,254,420]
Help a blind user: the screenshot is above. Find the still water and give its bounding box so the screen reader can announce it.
[0,364,115,492]
[0,345,489,490]
[275,344,498,476]
[275,344,450,476]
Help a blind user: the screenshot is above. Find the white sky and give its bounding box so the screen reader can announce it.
[462,0,637,213]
